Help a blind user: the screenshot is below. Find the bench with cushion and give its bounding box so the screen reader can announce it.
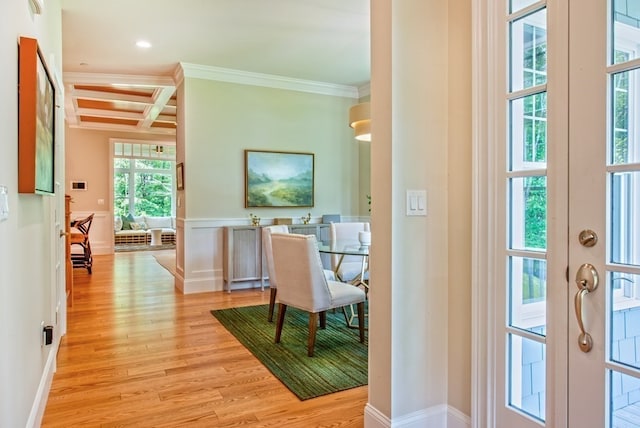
[114,214,176,245]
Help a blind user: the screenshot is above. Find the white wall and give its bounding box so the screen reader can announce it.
[0,0,64,426]
[367,0,472,426]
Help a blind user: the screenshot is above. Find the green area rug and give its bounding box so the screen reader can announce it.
[210,304,367,400]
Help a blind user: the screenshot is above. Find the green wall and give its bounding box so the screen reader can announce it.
[181,78,366,220]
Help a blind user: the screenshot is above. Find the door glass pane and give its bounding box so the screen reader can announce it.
[510,8,547,92]
[509,334,546,421]
[610,271,640,369]
[509,176,547,251]
[612,0,640,64]
[610,172,640,266]
[510,93,548,170]
[610,68,639,165]
[509,257,547,333]
[609,369,640,427]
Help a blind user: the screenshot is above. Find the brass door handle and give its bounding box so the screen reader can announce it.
[574,263,599,352]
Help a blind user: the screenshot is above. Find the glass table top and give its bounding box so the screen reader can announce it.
[317,240,370,256]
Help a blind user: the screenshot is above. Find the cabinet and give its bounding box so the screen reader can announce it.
[222,224,332,291]
[222,226,265,291]
[289,223,330,241]
[289,224,331,268]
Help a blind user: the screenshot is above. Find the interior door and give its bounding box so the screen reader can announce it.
[494,0,640,426]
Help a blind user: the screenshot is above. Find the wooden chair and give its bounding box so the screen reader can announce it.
[70,213,94,274]
[271,233,365,357]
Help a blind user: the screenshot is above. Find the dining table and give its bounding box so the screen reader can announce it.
[317,240,370,328]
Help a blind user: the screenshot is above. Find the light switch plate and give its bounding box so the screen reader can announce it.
[0,185,8,221]
[406,190,427,216]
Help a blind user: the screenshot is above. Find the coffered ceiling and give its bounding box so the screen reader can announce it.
[60,0,371,136]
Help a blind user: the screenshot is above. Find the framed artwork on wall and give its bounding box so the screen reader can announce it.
[245,150,314,208]
[18,36,55,195]
[176,162,184,190]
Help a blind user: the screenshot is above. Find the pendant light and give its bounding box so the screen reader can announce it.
[349,102,371,142]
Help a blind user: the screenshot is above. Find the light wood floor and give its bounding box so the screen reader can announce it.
[42,250,366,427]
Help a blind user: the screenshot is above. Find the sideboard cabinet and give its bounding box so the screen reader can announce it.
[222,226,265,292]
[222,224,331,291]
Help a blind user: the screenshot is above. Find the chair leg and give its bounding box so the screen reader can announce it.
[308,312,318,357]
[275,303,287,344]
[357,302,365,343]
[268,288,277,322]
[83,243,92,274]
[319,311,326,329]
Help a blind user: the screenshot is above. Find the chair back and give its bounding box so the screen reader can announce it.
[329,222,369,268]
[271,233,332,312]
[261,225,289,289]
[73,213,94,241]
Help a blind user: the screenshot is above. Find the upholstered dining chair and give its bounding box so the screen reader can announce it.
[261,225,290,322]
[270,233,365,357]
[70,213,94,274]
[262,225,336,322]
[329,222,370,283]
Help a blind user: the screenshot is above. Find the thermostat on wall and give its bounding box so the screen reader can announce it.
[71,181,87,191]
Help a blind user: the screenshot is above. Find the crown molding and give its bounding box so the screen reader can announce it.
[179,62,361,99]
[356,83,371,99]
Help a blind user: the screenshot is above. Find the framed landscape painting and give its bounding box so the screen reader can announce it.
[18,36,55,195]
[245,150,314,208]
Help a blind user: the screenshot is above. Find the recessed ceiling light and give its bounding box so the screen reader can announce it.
[136,40,151,48]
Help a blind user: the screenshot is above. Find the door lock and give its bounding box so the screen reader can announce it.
[578,229,598,247]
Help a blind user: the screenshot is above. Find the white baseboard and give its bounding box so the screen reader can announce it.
[448,406,472,428]
[26,341,58,427]
[365,403,471,428]
[364,403,391,427]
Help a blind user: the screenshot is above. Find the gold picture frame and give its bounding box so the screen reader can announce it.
[245,150,314,208]
[176,162,184,190]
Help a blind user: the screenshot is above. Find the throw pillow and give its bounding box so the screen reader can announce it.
[114,216,123,232]
[129,222,147,231]
[121,213,135,230]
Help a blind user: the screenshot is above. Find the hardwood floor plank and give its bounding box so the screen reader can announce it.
[42,251,366,427]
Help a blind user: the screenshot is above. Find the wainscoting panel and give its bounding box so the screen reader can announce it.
[69,210,112,255]
[177,216,370,294]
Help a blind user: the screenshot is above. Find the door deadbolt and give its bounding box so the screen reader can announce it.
[578,229,598,247]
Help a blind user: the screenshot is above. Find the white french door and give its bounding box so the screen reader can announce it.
[489,0,640,426]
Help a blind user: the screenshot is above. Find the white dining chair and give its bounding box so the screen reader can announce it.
[262,225,336,322]
[261,225,290,322]
[329,222,370,283]
[271,233,366,357]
